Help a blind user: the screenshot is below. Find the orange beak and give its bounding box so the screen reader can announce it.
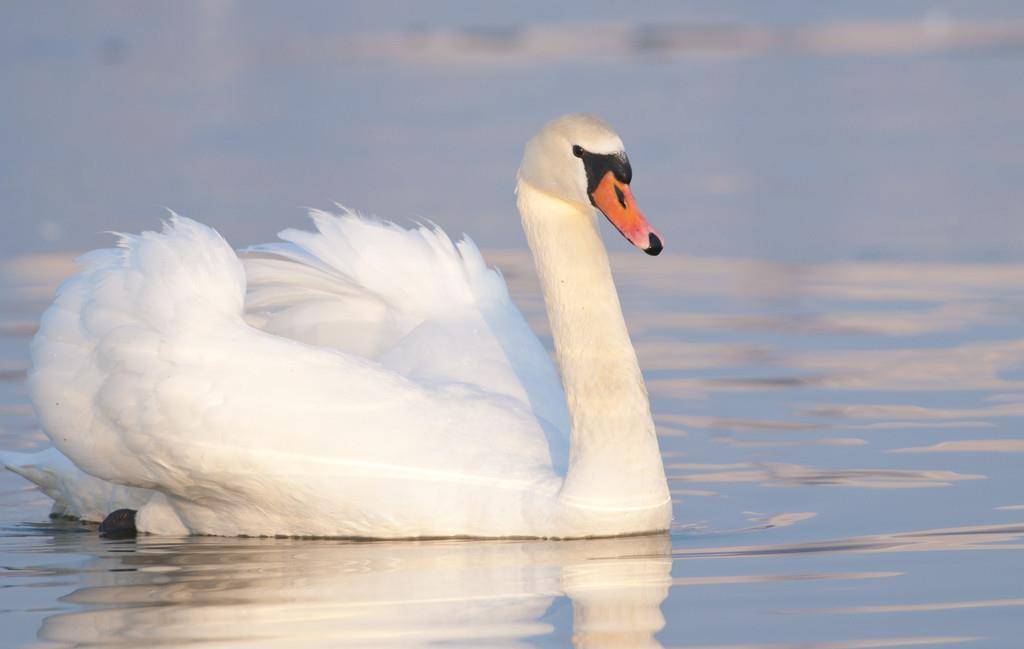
[589,171,663,256]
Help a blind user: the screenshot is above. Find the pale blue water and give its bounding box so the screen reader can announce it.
[2,2,1024,648]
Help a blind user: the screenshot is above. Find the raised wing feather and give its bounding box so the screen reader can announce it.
[28,216,560,536]
[244,209,570,451]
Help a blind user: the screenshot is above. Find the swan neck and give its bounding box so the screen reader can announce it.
[516,180,669,513]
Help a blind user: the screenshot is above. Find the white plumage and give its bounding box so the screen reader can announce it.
[3,114,672,538]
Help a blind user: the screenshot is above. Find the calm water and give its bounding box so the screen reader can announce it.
[2,2,1024,648]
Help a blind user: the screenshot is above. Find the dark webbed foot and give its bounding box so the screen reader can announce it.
[99,508,138,538]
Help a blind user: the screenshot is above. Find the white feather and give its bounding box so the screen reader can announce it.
[0,448,151,520]
[24,215,571,537]
[11,114,672,538]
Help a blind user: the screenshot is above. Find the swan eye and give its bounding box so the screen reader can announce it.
[572,145,584,158]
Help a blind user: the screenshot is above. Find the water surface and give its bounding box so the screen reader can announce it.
[2,248,1023,647]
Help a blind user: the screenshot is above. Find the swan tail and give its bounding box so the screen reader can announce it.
[2,448,151,521]
[2,450,58,495]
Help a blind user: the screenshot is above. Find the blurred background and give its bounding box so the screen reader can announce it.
[2,0,1023,262]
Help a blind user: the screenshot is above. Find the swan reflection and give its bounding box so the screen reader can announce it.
[37,533,671,648]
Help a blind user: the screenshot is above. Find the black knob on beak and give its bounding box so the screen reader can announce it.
[645,233,663,256]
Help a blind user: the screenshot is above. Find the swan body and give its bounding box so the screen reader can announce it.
[4,114,671,538]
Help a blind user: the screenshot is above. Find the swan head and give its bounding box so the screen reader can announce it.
[518,113,663,256]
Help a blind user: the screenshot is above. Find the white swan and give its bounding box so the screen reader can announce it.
[3,113,671,538]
